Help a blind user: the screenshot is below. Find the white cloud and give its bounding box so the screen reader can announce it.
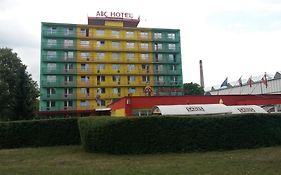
[0,0,281,88]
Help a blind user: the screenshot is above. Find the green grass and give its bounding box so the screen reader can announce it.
[1,146,281,175]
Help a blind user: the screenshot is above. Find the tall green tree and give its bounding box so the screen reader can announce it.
[0,48,39,121]
[183,82,205,95]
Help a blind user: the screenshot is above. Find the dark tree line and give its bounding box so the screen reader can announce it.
[183,82,205,95]
[0,48,39,121]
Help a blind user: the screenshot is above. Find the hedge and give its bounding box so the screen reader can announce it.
[0,118,80,149]
[78,114,281,154]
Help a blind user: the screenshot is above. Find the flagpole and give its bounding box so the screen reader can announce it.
[260,82,263,94]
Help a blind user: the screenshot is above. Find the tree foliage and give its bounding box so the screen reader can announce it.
[183,82,205,95]
[0,48,39,121]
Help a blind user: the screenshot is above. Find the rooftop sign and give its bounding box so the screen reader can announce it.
[96,11,134,19]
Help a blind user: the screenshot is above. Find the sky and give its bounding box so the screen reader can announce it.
[1,0,281,89]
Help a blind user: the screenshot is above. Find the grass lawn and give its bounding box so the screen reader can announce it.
[1,145,281,175]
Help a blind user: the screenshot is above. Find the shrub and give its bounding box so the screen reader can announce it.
[0,118,80,149]
[79,114,281,154]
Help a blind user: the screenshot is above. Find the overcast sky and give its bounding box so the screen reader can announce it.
[1,0,281,88]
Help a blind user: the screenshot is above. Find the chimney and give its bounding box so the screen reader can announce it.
[199,60,205,88]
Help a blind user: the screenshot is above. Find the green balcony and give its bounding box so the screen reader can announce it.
[41,67,77,75]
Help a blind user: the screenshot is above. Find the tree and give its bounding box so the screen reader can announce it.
[183,82,204,95]
[0,48,39,121]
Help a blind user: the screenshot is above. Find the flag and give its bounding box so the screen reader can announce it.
[247,76,254,87]
[220,77,228,87]
[261,72,268,88]
[238,76,242,87]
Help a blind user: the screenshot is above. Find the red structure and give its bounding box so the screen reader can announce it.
[108,95,281,116]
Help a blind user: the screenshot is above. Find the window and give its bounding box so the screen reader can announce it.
[47,51,56,59]
[80,28,89,37]
[47,27,56,34]
[156,76,164,83]
[81,52,90,59]
[126,42,135,49]
[156,65,164,72]
[126,31,134,38]
[127,64,135,72]
[168,44,176,50]
[64,76,73,82]
[168,33,176,40]
[170,76,178,82]
[96,40,105,48]
[81,64,89,71]
[47,88,56,95]
[80,100,89,107]
[112,30,120,37]
[142,75,150,82]
[112,87,121,94]
[126,53,135,60]
[80,40,89,47]
[64,40,74,47]
[112,52,120,60]
[154,43,162,50]
[112,41,120,48]
[81,88,90,95]
[64,27,74,35]
[97,52,105,59]
[97,88,106,94]
[112,75,121,82]
[46,101,55,108]
[140,31,148,38]
[64,88,73,95]
[140,43,149,49]
[170,65,177,71]
[47,39,56,46]
[81,76,90,83]
[141,53,149,61]
[112,64,120,71]
[47,63,56,71]
[154,32,162,39]
[97,75,105,82]
[127,76,135,82]
[64,51,74,59]
[97,64,105,71]
[64,101,73,107]
[128,87,136,94]
[47,76,56,83]
[96,99,105,106]
[64,63,73,71]
[96,29,104,36]
[168,54,176,62]
[155,54,163,62]
[142,64,149,71]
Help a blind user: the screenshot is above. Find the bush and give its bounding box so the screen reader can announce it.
[0,118,80,149]
[78,114,281,154]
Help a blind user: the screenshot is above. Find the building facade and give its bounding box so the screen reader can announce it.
[40,16,183,113]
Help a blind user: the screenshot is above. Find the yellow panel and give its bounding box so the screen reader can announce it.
[111,108,126,117]
[105,21,124,27]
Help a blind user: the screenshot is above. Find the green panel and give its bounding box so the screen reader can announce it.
[41,38,77,50]
[41,62,77,75]
[40,75,77,88]
[40,88,77,100]
[41,51,77,63]
[42,22,77,38]
[39,100,77,111]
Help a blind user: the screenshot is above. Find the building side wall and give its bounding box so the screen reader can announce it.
[40,22,183,112]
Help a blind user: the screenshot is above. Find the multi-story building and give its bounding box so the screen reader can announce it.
[40,15,183,114]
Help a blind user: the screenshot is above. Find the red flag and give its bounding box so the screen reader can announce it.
[261,73,268,88]
[247,76,254,87]
[238,76,242,87]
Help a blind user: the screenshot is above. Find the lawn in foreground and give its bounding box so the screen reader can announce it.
[1,145,281,175]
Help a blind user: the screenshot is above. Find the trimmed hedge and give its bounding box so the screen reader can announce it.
[79,114,281,154]
[0,118,80,149]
